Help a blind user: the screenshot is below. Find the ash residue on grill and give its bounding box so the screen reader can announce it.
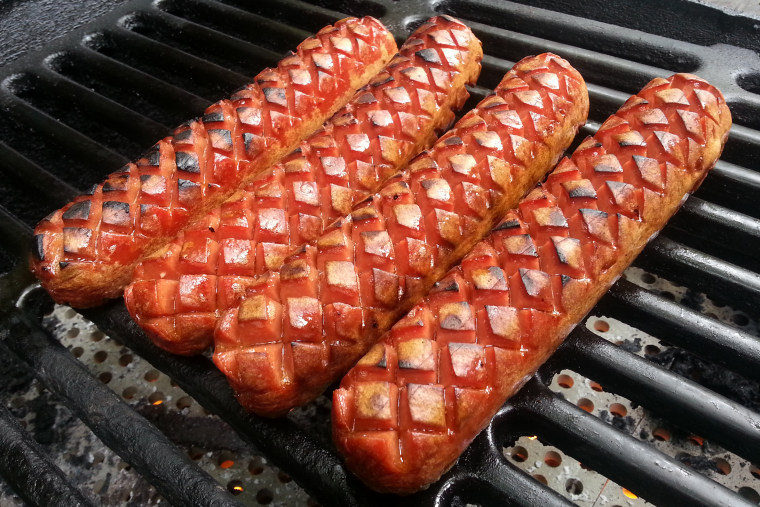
[647,346,760,413]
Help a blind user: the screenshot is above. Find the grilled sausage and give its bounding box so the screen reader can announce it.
[214,53,589,417]
[333,73,732,494]
[125,16,483,355]
[30,17,397,308]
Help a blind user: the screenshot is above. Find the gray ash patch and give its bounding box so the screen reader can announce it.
[646,347,760,413]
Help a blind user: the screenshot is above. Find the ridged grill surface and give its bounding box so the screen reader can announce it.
[0,0,759,506]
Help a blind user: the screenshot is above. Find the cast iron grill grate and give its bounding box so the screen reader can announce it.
[0,0,759,505]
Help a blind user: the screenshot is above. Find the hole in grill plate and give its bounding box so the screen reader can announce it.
[739,487,760,503]
[510,445,528,462]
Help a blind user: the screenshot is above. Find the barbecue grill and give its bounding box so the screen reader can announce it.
[1,0,759,505]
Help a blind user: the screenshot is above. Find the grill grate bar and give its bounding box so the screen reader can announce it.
[669,197,760,271]
[0,88,128,170]
[137,8,283,72]
[722,123,760,168]
[79,302,369,507]
[0,141,79,207]
[443,0,703,72]
[439,428,575,507]
[599,279,760,380]
[698,160,760,218]
[97,26,250,97]
[456,18,667,93]
[34,66,170,144]
[504,378,756,507]
[61,46,211,118]
[0,205,31,259]
[0,1,758,504]
[0,382,94,507]
[257,0,350,26]
[636,235,760,314]
[2,307,246,507]
[557,327,760,465]
[158,0,314,52]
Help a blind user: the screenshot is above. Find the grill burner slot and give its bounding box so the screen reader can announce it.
[0,0,759,505]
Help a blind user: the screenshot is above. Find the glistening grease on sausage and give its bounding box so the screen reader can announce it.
[124,15,483,356]
[30,17,397,308]
[333,73,732,494]
[214,53,589,417]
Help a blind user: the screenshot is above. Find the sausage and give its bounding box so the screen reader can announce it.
[124,15,483,355]
[332,73,732,494]
[214,53,589,417]
[30,17,397,308]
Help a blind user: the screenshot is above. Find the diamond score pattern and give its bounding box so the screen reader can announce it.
[214,53,589,417]
[333,73,732,494]
[125,16,483,355]
[31,17,397,308]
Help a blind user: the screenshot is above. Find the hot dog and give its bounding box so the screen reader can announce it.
[125,15,483,355]
[333,73,732,494]
[214,53,589,417]
[30,17,397,308]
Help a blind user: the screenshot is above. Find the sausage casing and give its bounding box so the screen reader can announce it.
[214,53,589,416]
[124,16,483,356]
[333,73,732,494]
[30,17,397,308]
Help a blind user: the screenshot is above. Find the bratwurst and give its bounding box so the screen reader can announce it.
[214,53,589,417]
[125,15,483,355]
[31,17,397,308]
[333,72,732,494]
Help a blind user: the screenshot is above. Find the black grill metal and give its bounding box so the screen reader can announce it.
[0,0,759,505]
